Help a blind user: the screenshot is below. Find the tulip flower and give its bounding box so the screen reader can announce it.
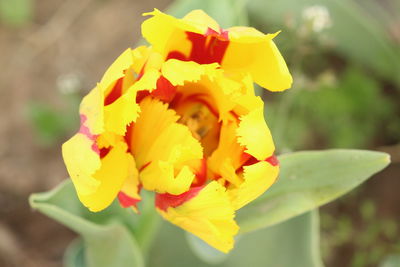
[62,9,292,253]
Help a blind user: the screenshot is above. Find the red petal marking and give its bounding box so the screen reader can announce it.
[104,77,124,106]
[265,155,279,166]
[155,186,204,211]
[124,122,134,153]
[192,158,207,187]
[136,90,150,103]
[139,161,151,172]
[166,51,187,61]
[99,147,110,158]
[242,152,279,167]
[166,28,230,64]
[79,115,99,154]
[118,191,141,209]
[151,76,177,102]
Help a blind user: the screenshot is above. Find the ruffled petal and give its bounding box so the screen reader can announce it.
[79,86,104,135]
[129,98,203,194]
[222,29,292,91]
[99,48,134,92]
[79,142,134,212]
[142,9,197,58]
[156,181,239,253]
[161,59,219,86]
[104,85,140,135]
[118,158,141,212]
[62,133,101,196]
[236,107,275,160]
[229,161,279,210]
[63,134,132,212]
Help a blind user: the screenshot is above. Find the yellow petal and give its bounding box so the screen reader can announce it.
[140,162,195,195]
[130,98,203,194]
[236,107,275,160]
[79,142,133,212]
[99,48,133,92]
[142,9,196,58]
[161,59,218,86]
[222,30,292,91]
[208,119,244,178]
[62,133,101,196]
[79,86,104,135]
[104,86,140,135]
[229,161,279,210]
[157,181,239,253]
[118,158,141,213]
[182,9,220,33]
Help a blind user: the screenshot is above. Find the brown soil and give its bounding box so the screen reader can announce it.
[0,0,169,266]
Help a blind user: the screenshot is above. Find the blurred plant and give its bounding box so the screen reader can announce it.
[321,196,400,267]
[27,72,82,146]
[266,67,395,151]
[0,0,32,26]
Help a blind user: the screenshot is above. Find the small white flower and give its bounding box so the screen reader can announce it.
[57,73,82,94]
[302,5,332,32]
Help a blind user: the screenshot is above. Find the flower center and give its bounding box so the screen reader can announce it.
[175,100,220,157]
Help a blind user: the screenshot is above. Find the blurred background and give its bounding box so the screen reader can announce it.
[0,0,399,266]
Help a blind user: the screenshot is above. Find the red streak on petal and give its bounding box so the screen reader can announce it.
[118,191,141,208]
[124,123,134,153]
[265,155,279,166]
[99,147,110,158]
[155,186,204,211]
[79,115,99,154]
[241,153,279,168]
[104,77,123,106]
[151,76,177,103]
[136,90,150,103]
[166,51,187,61]
[192,158,207,187]
[167,29,230,64]
[139,162,151,172]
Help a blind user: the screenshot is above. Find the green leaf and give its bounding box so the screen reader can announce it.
[64,239,85,267]
[29,180,145,267]
[236,149,390,234]
[149,210,323,267]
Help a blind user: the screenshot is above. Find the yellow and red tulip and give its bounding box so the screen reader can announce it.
[62,9,292,253]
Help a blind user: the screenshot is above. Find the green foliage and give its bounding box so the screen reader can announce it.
[149,210,322,267]
[29,149,389,266]
[321,197,400,267]
[0,0,32,26]
[248,0,400,86]
[267,68,395,150]
[236,149,390,233]
[29,181,147,267]
[27,93,80,146]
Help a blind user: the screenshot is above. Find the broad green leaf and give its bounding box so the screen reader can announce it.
[236,149,390,234]
[64,239,85,267]
[29,180,144,267]
[149,210,323,267]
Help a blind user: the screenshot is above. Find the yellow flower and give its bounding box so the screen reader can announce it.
[142,9,292,91]
[62,10,291,253]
